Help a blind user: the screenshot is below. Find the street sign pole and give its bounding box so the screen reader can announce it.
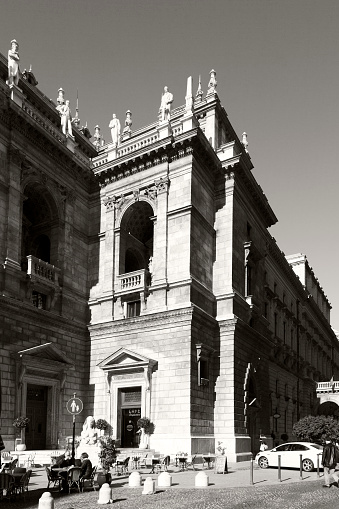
[72,414,76,462]
[66,392,83,464]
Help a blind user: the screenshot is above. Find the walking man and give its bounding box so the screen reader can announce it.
[322,438,339,488]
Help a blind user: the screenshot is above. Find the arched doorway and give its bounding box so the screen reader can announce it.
[119,201,154,275]
[21,182,59,271]
[317,401,339,418]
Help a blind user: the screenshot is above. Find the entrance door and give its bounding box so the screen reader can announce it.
[25,384,47,450]
[121,408,141,448]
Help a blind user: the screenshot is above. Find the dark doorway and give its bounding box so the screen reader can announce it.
[121,408,141,448]
[25,384,48,450]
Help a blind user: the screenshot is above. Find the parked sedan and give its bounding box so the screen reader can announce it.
[255,442,323,472]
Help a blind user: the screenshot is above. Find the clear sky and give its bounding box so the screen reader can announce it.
[1,0,339,328]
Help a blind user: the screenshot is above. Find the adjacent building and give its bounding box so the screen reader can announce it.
[0,47,338,462]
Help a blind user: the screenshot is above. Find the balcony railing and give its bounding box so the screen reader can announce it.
[27,255,61,286]
[116,269,150,295]
[316,381,339,393]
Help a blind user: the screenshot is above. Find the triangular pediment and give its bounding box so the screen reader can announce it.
[16,342,75,369]
[98,348,156,372]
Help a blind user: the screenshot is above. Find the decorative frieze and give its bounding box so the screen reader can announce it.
[155,177,170,195]
[111,373,144,381]
[144,185,157,201]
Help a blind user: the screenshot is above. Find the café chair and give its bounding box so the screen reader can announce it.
[137,453,149,469]
[81,465,98,491]
[8,458,18,472]
[0,472,15,501]
[159,455,170,472]
[186,455,196,470]
[14,469,32,498]
[45,466,61,490]
[25,453,36,468]
[68,467,82,493]
[115,456,130,475]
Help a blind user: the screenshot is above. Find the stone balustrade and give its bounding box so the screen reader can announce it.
[117,269,149,295]
[27,255,61,286]
[316,381,339,393]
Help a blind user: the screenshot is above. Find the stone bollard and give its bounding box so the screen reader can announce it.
[142,476,155,495]
[38,492,54,509]
[157,471,172,487]
[195,471,209,488]
[129,471,142,487]
[97,483,112,504]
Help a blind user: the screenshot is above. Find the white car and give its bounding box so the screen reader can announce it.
[255,442,323,472]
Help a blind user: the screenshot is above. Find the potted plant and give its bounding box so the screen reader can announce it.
[13,416,30,451]
[216,441,226,455]
[137,417,155,449]
[96,418,110,436]
[97,436,116,486]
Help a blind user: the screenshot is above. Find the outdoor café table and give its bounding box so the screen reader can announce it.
[149,457,162,474]
[176,456,188,471]
[131,456,140,470]
[202,454,216,469]
[52,467,69,490]
[11,472,26,493]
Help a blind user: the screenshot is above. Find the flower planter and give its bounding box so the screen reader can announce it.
[96,469,111,487]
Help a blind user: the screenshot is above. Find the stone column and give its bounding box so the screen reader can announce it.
[3,147,25,296]
[147,174,169,310]
[103,197,116,295]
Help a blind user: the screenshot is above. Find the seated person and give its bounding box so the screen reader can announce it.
[79,452,92,480]
[52,449,72,492]
[52,449,72,469]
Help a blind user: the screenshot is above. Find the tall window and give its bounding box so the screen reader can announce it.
[127,301,141,318]
[274,313,278,337]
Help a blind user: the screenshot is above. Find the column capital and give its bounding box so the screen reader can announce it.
[155,177,170,195]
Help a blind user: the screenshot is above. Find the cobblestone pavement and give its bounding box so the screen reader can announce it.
[2,466,339,509]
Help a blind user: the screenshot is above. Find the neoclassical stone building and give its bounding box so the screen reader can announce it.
[0,46,338,461]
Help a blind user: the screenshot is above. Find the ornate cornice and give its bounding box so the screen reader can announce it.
[6,108,94,189]
[95,129,219,189]
[88,307,194,336]
[0,294,89,337]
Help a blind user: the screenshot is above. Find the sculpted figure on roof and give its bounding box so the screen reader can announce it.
[59,100,73,136]
[160,86,173,122]
[7,39,20,86]
[109,114,121,145]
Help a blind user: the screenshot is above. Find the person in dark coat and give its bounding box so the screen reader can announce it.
[79,452,92,480]
[51,449,72,492]
[52,449,72,469]
[322,439,339,487]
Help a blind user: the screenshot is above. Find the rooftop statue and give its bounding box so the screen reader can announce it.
[59,100,73,136]
[160,86,173,122]
[7,39,20,87]
[109,114,121,145]
[207,69,217,95]
[122,110,132,137]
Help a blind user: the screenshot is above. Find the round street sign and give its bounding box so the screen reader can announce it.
[66,397,83,415]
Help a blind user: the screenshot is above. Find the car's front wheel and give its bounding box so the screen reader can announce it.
[258,456,269,469]
[302,458,314,472]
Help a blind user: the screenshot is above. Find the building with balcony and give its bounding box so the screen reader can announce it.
[1,44,339,462]
[0,50,98,451]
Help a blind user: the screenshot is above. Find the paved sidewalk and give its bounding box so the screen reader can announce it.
[28,460,325,492]
[1,463,335,509]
